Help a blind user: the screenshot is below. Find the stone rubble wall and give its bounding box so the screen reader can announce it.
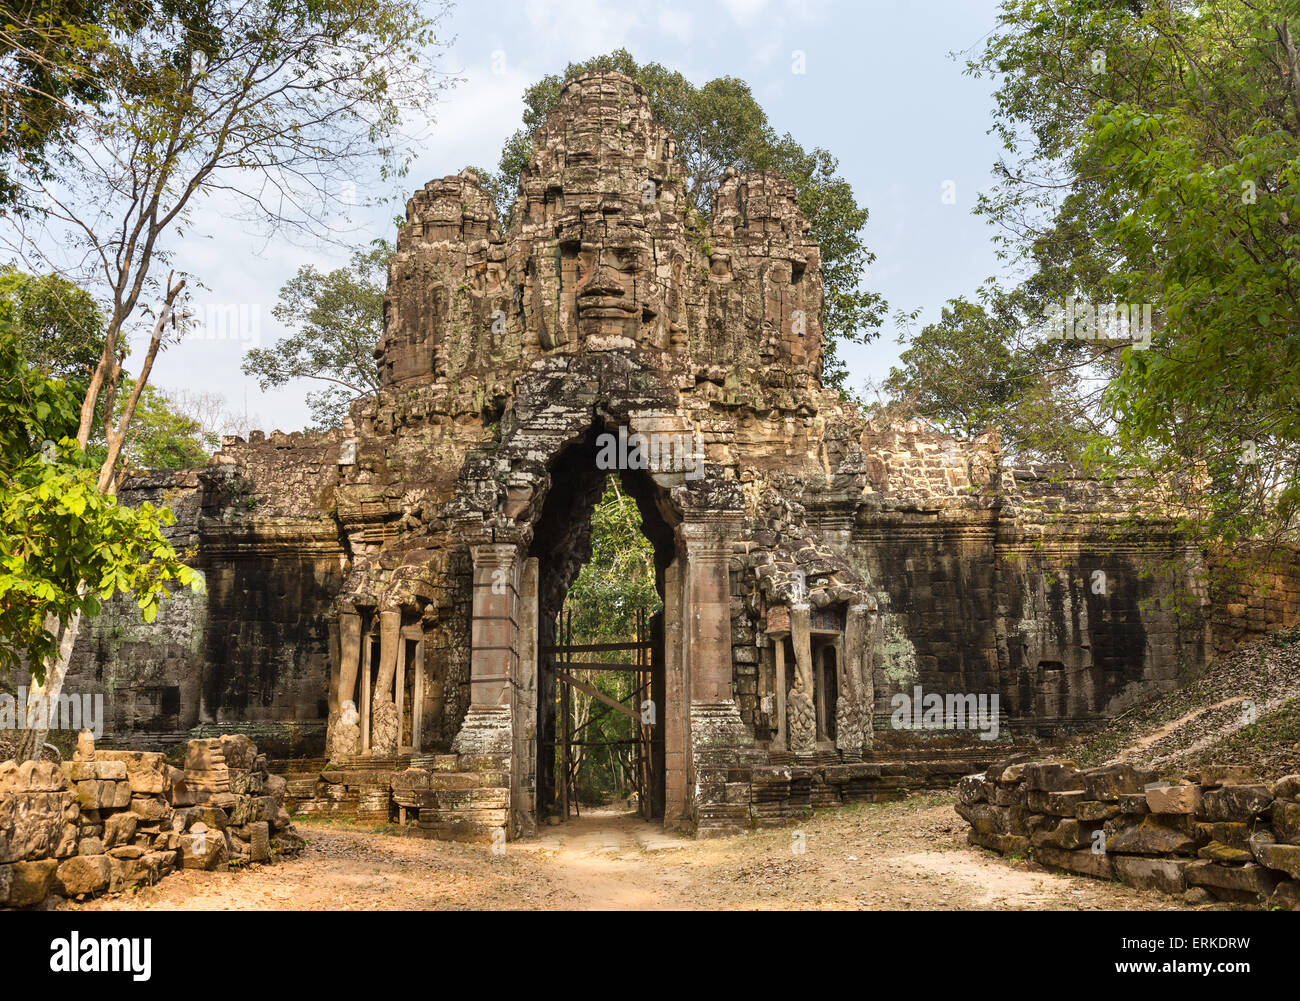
[954,756,1300,910]
[285,743,1031,841]
[1209,545,1300,653]
[0,733,303,908]
[290,752,510,844]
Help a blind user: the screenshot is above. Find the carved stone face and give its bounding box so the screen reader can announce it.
[528,208,675,353]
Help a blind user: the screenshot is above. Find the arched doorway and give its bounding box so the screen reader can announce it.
[527,426,677,824]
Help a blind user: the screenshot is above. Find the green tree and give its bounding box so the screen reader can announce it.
[876,286,1118,463]
[0,266,105,381]
[0,323,201,721]
[489,50,886,391]
[1,0,451,759]
[964,0,1300,544]
[243,241,387,430]
[91,378,213,473]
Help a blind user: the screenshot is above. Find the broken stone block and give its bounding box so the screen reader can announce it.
[967,829,1030,855]
[180,825,227,870]
[1273,801,1300,844]
[1194,821,1250,848]
[1117,792,1150,815]
[1031,817,1091,850]
[1269,881,1300,911]
[1113,856,1187,895]
[956,773,986,805]
[94,760,127,781]
[217,734,257,771]
[1021,760,1080,792]
[1145,782,1201,815]
[129,795,171,823]
[1252,842,1300,879]
[1197,840,1253,864]
[1202,783,1272,822]
[4,858,58,907]
[1199,765,1256,788]
[54,854,110,897]
[103,811,138,848]
[1082,764,1155,801]
[1076,800,1122,822]
[262,772,288,807]
[1184,860,1278,901]
[248,821,271,862]
[1106,818,1196,856]
[1272,774,1300,801]
[1035,845,1114,880]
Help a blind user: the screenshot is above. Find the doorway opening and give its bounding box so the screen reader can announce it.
[529,429,674,825]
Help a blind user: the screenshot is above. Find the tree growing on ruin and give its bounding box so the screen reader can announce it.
[487,50,887,392]
[0,0,454,759]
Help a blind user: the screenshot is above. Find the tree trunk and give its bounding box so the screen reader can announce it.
[18,279,185,762]
[17,605,84,761]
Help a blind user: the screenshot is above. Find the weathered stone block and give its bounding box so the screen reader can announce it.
[4,858,58,907]
[54,854,111,897]
[1145,782,1201,815]
[1035,845,1114,880]
[1113,856,1188,895]
[1202,784,1272,822]
[1106,818,1196,856]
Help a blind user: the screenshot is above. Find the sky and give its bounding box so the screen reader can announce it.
[145,0,1013,434]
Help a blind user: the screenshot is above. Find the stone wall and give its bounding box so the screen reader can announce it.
[955,756,1300,910]
[0,733,303,908]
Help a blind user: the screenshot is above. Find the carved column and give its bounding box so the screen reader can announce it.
[450,540,521,756]
[329,610,363,761]
[663,556,688,827]
[786,602,816,755]
[678,515,751,830]
[511,557,539,838]
[370,609,402,755]
[680,519,738,703]
[837,602,873,758]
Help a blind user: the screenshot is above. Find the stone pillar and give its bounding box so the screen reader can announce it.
[663,557,688,827]
[680,520,737,703]
[468,543,519,708]
[837,602,873,757]
[679,516,751,834]
[329,611,363,760]
[774,638,788,750]
[370,609,402,755]
[450,541,520,757]
[511,557,539,838]
[786,603,816,755]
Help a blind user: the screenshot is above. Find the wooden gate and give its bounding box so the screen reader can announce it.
[545,610,656,820]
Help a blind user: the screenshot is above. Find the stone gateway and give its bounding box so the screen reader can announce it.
[63,72,1236,840]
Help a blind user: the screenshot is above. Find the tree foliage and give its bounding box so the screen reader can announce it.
[243,241,387,430]
[0,323,200,683]
[884,1,1300,550]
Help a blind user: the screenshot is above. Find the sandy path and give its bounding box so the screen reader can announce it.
[63,793,1188,911]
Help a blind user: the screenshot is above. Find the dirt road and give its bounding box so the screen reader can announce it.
[64,793,1189,911]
